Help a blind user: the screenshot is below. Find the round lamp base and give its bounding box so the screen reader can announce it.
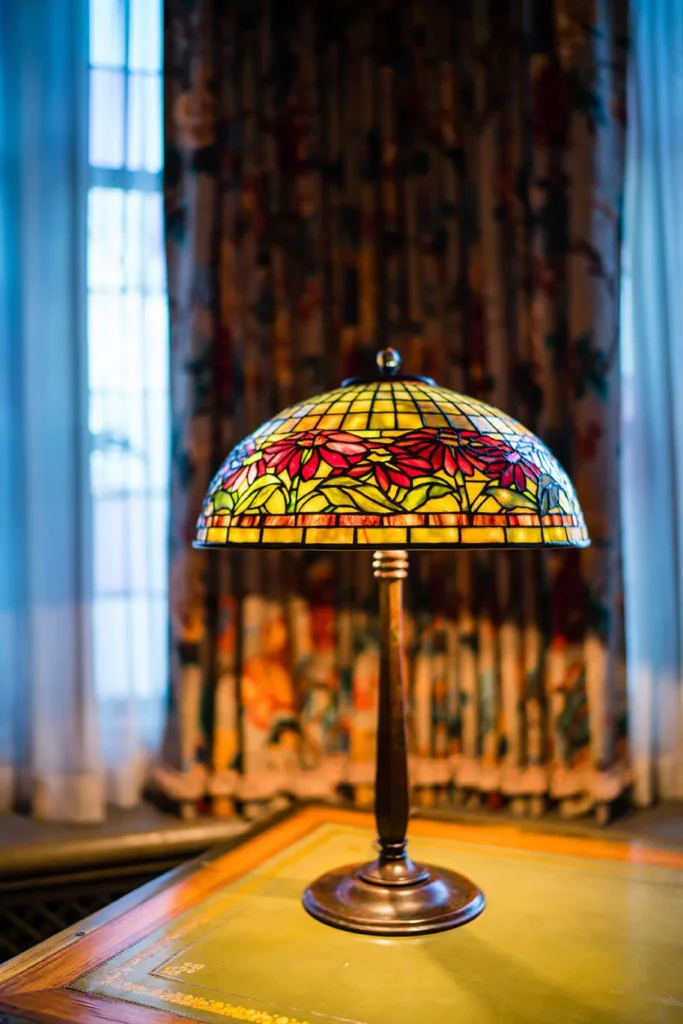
[302,856,485,936]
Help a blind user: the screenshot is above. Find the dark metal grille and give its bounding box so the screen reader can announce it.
[0,860,183,963]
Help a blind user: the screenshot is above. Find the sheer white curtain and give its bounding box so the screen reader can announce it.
[0,0,168,821]
[87,0,168,809]
[0,0,103,821]
[622,0,683,804]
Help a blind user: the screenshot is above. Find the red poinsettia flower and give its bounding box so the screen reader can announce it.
[262,431,367,481]
[474,436,541,491]
[389,428,484,477]
[222,439,266,490]
[346,444,432,493]
[224,456,265,490]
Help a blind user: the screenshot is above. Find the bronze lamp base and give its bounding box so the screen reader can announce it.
[303,849,484,936]
[301,551,486,936]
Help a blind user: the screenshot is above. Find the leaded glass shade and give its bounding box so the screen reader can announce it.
[195,355,589,550]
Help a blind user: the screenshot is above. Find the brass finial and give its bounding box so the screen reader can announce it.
[377,348,402,377]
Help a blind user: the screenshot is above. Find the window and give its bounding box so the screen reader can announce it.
[87,0,169,703]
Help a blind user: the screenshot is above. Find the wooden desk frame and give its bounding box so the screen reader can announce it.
[1,805,682,1024]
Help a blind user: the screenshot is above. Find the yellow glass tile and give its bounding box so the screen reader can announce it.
[317,414,344,429]
[296,416,321,430]
[447,415,475,430]
[506,527,542,544]
[227,527,260,543]
[543,526,568,543]
[461,527,506,544]
[475,496,502,513]
[356,527,407,545]
[351,401,373,411]
[373,401,394,412]
[420,495,461,513]
[410,527,460,544]
[280,418,300,432]
[262,527,304,544]
[465,480,487,503]
[342,413,369,430]
[298,491,329,513]
[423,413,449,427]
[207,527,228,544]
[306,527,354,545]
[396,413,423,429]
[329,402,351,412]
[370,412,396,428]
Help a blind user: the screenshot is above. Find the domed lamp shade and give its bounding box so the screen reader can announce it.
[195,349,589,936]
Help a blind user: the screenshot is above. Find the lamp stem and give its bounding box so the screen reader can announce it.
[372,550,410,865]
[301,548,485,931]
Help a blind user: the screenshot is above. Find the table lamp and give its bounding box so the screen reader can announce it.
[194,348,589,936]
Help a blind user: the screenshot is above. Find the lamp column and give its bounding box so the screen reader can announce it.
[359,551,427,885]
[374,550,411,863]
[302,549,485,935]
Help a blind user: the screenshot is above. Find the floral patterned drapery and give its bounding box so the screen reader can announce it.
[159,0,628,820]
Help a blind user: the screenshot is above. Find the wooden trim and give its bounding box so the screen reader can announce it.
[404,812,683,870]
[0,807,294,987]
[1,804,683,1023]
[0,811,316,995]
[1,988,187,1024]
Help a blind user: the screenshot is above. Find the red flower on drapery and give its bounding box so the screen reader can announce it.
[262,431,367,481]
[346,444,432,493]
[389,428,485,477]
[475,436,541,491]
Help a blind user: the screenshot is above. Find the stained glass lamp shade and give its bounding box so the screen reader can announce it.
[196,352,587,550]
[195,349,589,935]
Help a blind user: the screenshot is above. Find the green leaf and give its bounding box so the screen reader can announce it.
[320,481,399,514]
[213,491,234,511]
[322,475,364,488]
[319,486,356,508]
[428,482,452,499]
[245,473,282,492]
[352,485,401,513]
[233,474,284,513]
[251,484,282,509]
[399,477,455,512]
[298,492,330,513]
[403,483,433,511]
[481,487,538,511]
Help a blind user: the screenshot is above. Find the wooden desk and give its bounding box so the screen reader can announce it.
[1,806,683,1024]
